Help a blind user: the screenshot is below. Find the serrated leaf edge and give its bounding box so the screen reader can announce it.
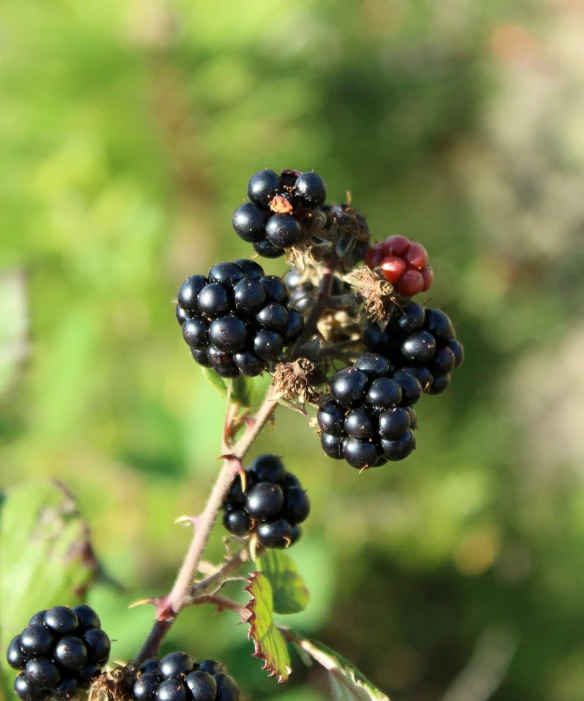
[244,572,292,683]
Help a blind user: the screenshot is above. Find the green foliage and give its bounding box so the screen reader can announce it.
[257,551,309,615]
[200,369,255,408]
[245,572,291,682]
[201,367,229,400]
[0,270,28,402]
[288,632,389,701]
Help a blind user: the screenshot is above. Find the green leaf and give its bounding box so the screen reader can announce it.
[231,376,255,408]
[257,550,309,614]
[200,366,228,399]
[244,572,291,682]
[0,481,99,680]
[285,631,389,701]
[0,269,29,400]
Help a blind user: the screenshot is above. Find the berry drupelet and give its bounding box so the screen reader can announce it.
[364,302,464,394]
[317,353,420,469]
[364,235,434,298]
[132,654,240,701]
[175,260,304,377]
[232,169,327,257]
[7,605,110,701]
[222,454,309,548]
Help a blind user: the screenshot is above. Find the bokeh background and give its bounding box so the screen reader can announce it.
[2,1,584,700]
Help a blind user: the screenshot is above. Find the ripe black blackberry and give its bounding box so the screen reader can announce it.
[221,454,309,549]
[232,169,327,257]
[7,605,110,701]
[132,654,239,701]
[175,260,304,377]
[363,303,464,394]
[317,353,419,469]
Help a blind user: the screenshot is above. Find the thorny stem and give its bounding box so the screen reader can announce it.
[191,546,251,597]
[135,389,277,664]
[136,254,339,664]
[186,594,250,620]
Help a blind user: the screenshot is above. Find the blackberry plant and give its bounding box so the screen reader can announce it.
[4,166,463,701]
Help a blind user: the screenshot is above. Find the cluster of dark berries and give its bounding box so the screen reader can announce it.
[176,260,303,377]
[232,169,327,258]
[364,235,433,297]
[132,653,238,701]
[7,605,110,701]
[222,454,310,548]
[364,303,464,395]
[318,354,420,469]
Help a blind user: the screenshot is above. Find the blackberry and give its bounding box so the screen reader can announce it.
[7,605,109,700]
[317,353,418,469]
[364,305,464,394]
[175,260,303,377]
[131,655,238,701]
[232,169,327,257]
[221,454,309,548]
[365,235,433,298]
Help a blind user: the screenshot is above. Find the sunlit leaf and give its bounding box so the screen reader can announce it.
[231,376,255,408]
[244,572,291,682]
[200,367,228,399]
[286,631,389,701]
[257,550,309,615]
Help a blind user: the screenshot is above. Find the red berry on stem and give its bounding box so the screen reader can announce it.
[380,256,407,283]
[383,235,410,256]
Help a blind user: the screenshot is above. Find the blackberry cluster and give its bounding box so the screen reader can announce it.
[222,455,310,549]
[232,169,327,258]
[364,235,434,298]
[364,302,464,394]
[7,605,110,701]
[175,260,303,377]
[318,353,420,469]
[132,654,239,701]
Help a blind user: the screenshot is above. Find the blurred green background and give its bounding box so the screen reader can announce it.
[3,0,584,700]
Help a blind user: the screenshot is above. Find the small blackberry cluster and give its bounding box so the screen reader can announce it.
[176,260,303,377]
[222,455,310,548]
[318,353,420,469]
[132,654,239,701]
[364,235,434,298]
[7,605,110,701]
[364,302,464,394]
[232,169,327,258]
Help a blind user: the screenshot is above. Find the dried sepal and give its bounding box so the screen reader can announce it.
[89,665,136,701]
[269,195,294,214]
[346,266,395,321]
[272,358,324,406]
